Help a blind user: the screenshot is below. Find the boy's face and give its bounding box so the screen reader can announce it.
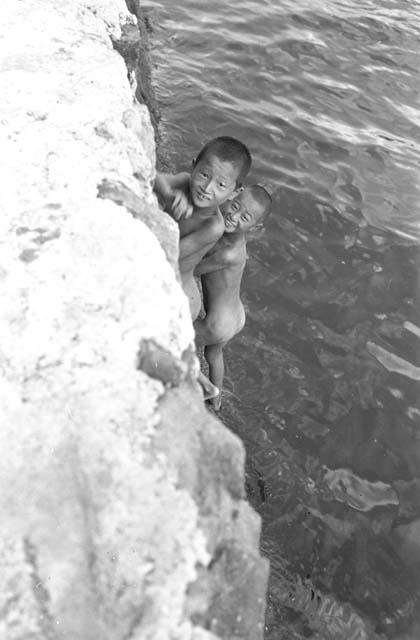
[190,153,241,209]
[221,189,265,234]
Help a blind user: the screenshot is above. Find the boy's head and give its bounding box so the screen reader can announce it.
[221,184,272,234]
[190,137,252,210]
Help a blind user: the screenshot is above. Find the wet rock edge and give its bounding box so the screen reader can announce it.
[103,2,270,638]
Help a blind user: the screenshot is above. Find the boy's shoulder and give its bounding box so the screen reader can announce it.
[199,209,225,244]
[194,206,225,232]
[200,234,246,272]
[179,206,224,243]
[218,233,247,265]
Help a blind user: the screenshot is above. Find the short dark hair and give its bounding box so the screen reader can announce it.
[195,136,252,185]
[248,184,272,221]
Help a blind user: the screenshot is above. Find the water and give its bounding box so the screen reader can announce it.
[145,1,420,637]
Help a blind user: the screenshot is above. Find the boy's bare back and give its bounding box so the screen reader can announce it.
[197,233,246,304]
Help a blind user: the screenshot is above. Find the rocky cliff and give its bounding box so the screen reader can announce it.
[0,1,268,639]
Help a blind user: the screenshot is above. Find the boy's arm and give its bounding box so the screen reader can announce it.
[154,171,192,219]
[195,244,245,275]
[179,219,222,260]
[154,171,189,196]
[195,253,226,275]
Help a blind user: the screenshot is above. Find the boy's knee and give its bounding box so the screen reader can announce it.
[205,341,224,362]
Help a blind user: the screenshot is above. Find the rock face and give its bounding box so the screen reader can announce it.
[0,2,268,639]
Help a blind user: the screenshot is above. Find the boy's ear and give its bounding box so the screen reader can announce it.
[249,224,264,237]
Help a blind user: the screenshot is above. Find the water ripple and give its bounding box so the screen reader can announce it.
[148,1,420,637]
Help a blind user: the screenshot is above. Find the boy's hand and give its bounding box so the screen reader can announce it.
[170,189,193,220]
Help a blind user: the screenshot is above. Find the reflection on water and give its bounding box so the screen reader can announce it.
[146,0,420,637]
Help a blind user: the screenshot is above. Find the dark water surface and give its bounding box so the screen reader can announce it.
[145,1,420,637]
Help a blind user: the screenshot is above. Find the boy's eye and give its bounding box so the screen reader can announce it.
[219,182,226,188]
[231,202,240,211]
[200,171,209,177]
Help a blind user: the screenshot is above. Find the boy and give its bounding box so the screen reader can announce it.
[154,137,252,321]
[194,185,272,410]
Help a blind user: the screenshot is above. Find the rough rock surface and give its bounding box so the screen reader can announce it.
[0,1,268,639]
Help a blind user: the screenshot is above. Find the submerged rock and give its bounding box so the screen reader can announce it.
[367,341,420,381]
[323,468,399,512]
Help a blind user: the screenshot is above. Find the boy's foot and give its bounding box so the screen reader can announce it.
[209,393,222,411]
[198,371,220,401]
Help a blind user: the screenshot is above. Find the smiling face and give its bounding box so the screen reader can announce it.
[189,153,241,210]
[221,188,265,233]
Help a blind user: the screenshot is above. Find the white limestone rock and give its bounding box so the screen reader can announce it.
[0,2,268,639]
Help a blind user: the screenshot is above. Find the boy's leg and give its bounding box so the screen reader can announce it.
[204,342,225,411]
[194,317,213,346]
[195,306,244,409]
[194,319,221,402]
[183,276,202,321]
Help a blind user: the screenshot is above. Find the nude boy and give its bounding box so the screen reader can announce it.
[194,185,272,410]
[154,137,252,320]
